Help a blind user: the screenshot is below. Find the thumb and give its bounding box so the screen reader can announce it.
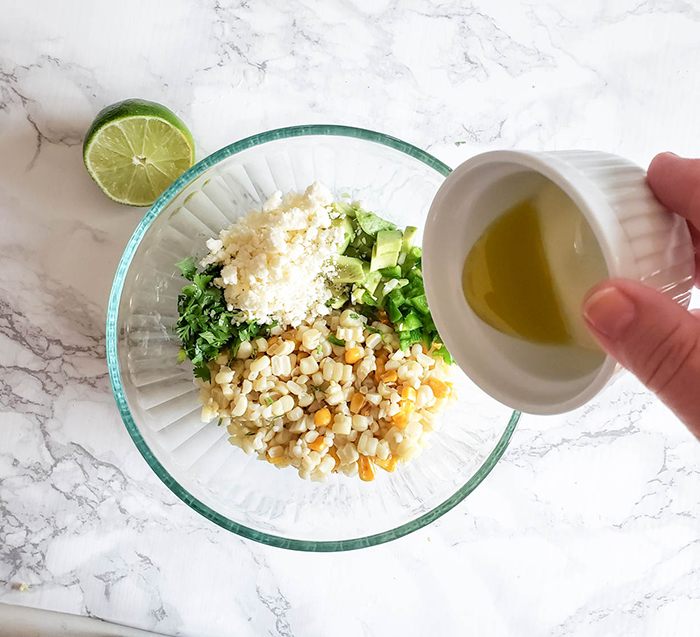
[582,278,700,439]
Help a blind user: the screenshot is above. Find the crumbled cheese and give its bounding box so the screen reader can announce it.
[202,182,343,327]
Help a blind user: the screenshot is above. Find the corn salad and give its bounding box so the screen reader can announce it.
[198,309,456,481]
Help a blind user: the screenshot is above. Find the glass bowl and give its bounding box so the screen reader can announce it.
[107,125,520,551]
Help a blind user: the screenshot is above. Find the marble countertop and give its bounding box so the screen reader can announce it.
[2,1,700,635]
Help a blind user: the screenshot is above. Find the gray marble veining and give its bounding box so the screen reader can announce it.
[1,1,700,635]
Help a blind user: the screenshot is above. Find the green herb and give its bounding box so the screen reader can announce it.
[264,397,274,405]
[175,261,265,381]
[316,344,323,355]
[349,312,360,320]
[244,431,256,436]
[328,334,345,347]
[177,348,188,364]
[217,418,223,426]
[311,385,323,392]
[175,256,197,280]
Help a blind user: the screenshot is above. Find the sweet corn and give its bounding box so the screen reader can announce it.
[400,399,415,414]
[266,451,287,465]
[381,370,398,383]
[428,378,450,399]
[203,304,458,482]
[401,386,417,402]
[392,411,409,429]
[373,454,398,472]
[308,437,327,452]
[327,446,340,471]
[358,455,376,482]
[350,393,365,414]
[345,347,362,364]
[375,355,387,380]
[314,407,331,427]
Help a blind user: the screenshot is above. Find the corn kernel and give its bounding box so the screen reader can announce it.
[375,355,387,380]
[401,386,417,402]
[381,370,398,383]
[345,347,362,364]
[428,378,450,399]
[308,437,327,452]
[350,393,365,414]
[392,412,409,429]
[373,454,398,473]
[358,455,376,482]
[314,408,331,427]
[400,399,415,414]
[327,446,340,472]
[266,451,287,465]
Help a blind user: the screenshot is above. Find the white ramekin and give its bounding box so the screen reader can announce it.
[423,150,695,415]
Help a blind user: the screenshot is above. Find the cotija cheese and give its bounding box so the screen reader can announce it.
[201,182,343,326]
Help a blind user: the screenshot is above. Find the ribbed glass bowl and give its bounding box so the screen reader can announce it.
[107,125,519,551]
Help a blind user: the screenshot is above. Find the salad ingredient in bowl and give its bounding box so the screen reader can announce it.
[175,182,456,481]
[107,125,519,550]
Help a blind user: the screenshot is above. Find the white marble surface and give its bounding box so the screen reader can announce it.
[1,1,700,635]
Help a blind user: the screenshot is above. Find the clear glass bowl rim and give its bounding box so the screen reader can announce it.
[106,124,520,552]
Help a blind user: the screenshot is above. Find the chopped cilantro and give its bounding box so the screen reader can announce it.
[175,256,197,280]
[327,334,345,347]
[175,261,268,381]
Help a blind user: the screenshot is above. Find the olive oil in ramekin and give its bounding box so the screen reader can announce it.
[462,181,608,351]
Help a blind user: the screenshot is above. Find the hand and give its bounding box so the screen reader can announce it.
[582,153,700,439]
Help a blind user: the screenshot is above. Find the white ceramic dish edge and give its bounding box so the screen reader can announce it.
[423,150,694,415]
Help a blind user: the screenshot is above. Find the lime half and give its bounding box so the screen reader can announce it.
[83,99,195,206]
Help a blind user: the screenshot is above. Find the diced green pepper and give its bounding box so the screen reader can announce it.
[362,291,378,307]
[397,311,422,332]
[410,294,430,315]
[387,296,403,324]
[399,328,423,350]
[378,265,402,278]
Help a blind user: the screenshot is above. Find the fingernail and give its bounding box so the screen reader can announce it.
[583,286,636,339]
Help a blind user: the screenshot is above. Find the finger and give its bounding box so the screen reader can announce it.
[583,278,700,439]
[689,225,700,267]
[647,153,700,234]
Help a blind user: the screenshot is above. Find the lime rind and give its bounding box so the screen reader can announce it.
[83,99,195,207]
